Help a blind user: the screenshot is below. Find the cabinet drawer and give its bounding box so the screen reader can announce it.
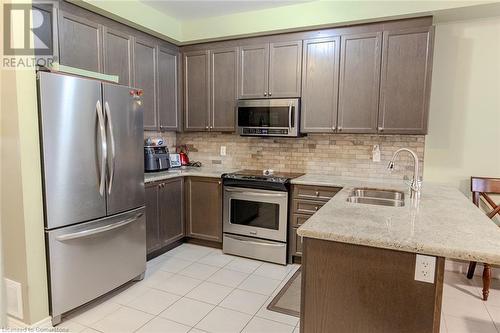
[293,185,340,201]
[291,227,303,257]
[292,199,325,215]
[291,213,311,228]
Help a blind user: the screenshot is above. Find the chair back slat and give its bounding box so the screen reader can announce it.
[471,177,500,193]
[471,177,500,221]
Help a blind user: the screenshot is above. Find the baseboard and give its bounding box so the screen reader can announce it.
[445,259,500,279]
[6,315,52,329]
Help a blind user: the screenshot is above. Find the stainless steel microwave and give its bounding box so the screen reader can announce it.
[237,98,300,137]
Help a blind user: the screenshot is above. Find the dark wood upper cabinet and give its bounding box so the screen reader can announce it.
[301,37,340,133]
[58,11,102,72]
[134,39,158,131]
[238,44,269,99]
[269,41,302,98]
[378,26,434,134]
[158,178,184,246]
[102,27,134,86]
[185,177,222,242]
[145,183,160,254]
[210,47,238,132]
[338,32,382,134]
[184,50,210,131]
[158,47,181,131]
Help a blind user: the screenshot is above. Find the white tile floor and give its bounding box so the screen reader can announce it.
[56,243,500,333]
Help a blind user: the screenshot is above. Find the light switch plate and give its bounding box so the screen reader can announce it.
[220,146,226,156]
[414,254,436,284]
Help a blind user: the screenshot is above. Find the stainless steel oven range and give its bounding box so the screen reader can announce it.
[222,170,302,265]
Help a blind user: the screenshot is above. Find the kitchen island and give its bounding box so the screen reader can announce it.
[292,175,500,333]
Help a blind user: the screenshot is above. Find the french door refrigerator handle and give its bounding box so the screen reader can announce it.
[104,101,116,194]
[96,100,107,196]
[56,213,144,242]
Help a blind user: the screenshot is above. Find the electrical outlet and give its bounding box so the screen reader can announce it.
[372,144,381,162]
[220,146,226,156]
[414,254,436,283]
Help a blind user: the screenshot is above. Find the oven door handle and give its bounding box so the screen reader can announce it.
[225,188,287,197]
[225,234,285,247]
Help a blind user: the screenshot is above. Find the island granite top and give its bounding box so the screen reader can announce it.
[292,174,500,265]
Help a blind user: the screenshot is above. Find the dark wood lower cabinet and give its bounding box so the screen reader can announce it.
[185,177,223,242]
[289,185,341,261]
[145,182,160,254]
[301,238,444,333]
[145,177,184,255]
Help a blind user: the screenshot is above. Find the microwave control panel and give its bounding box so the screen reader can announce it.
[241,128,289,135]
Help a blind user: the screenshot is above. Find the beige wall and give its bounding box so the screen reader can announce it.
[424,16,500,194]
[0,0,49,325]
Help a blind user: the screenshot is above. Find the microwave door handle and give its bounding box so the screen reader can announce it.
[288,104,293,130]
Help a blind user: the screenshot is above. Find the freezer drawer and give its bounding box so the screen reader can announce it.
[46,207,146,318]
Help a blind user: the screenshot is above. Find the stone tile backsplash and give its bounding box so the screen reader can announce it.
[176,133,425,180]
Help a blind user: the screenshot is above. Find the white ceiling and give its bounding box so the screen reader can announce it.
[142,0,310,21]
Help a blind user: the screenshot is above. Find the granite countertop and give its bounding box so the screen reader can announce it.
[144,166,239,183]
[293,174,500,265]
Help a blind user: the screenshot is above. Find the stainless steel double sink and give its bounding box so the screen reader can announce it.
[347,188,405,207]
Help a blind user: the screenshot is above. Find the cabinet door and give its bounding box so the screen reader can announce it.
[145,183,160,254]
[378,26,434,134]
[338,32,382,134]
[185,177,222,242]
[58,11,102,72]
[134,39,158,131]
[159,178,184,246]
[210,47,238,131]
[184,50,210,131]
[301,37,340,133]
[103,27,134,86]
[269,41,302,98]
[158,47,181,131]
[238,44,269,99]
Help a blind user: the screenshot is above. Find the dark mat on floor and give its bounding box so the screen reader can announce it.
[267,268,301,317]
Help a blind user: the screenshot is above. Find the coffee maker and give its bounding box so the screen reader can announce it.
[144,145,170,172]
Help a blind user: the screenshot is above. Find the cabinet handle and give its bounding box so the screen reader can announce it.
[378,127,384,132]
[338,127,343,132]
[315,191,319,197]
[332,126,336,131]
[264,92,267,96]
[314,206,319,211]
[205,126,209,129]
[218,181,221,185]
[269,92,272,96]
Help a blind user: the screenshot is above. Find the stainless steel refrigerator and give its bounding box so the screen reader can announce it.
[37,71,146,325]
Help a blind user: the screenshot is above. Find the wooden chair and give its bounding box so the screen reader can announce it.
[466,177,500,301]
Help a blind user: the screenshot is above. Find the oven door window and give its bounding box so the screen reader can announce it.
[238,106,292,128]
[230,199,280,230]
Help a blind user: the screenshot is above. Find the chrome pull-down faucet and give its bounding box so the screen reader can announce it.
[387,148,422,198]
